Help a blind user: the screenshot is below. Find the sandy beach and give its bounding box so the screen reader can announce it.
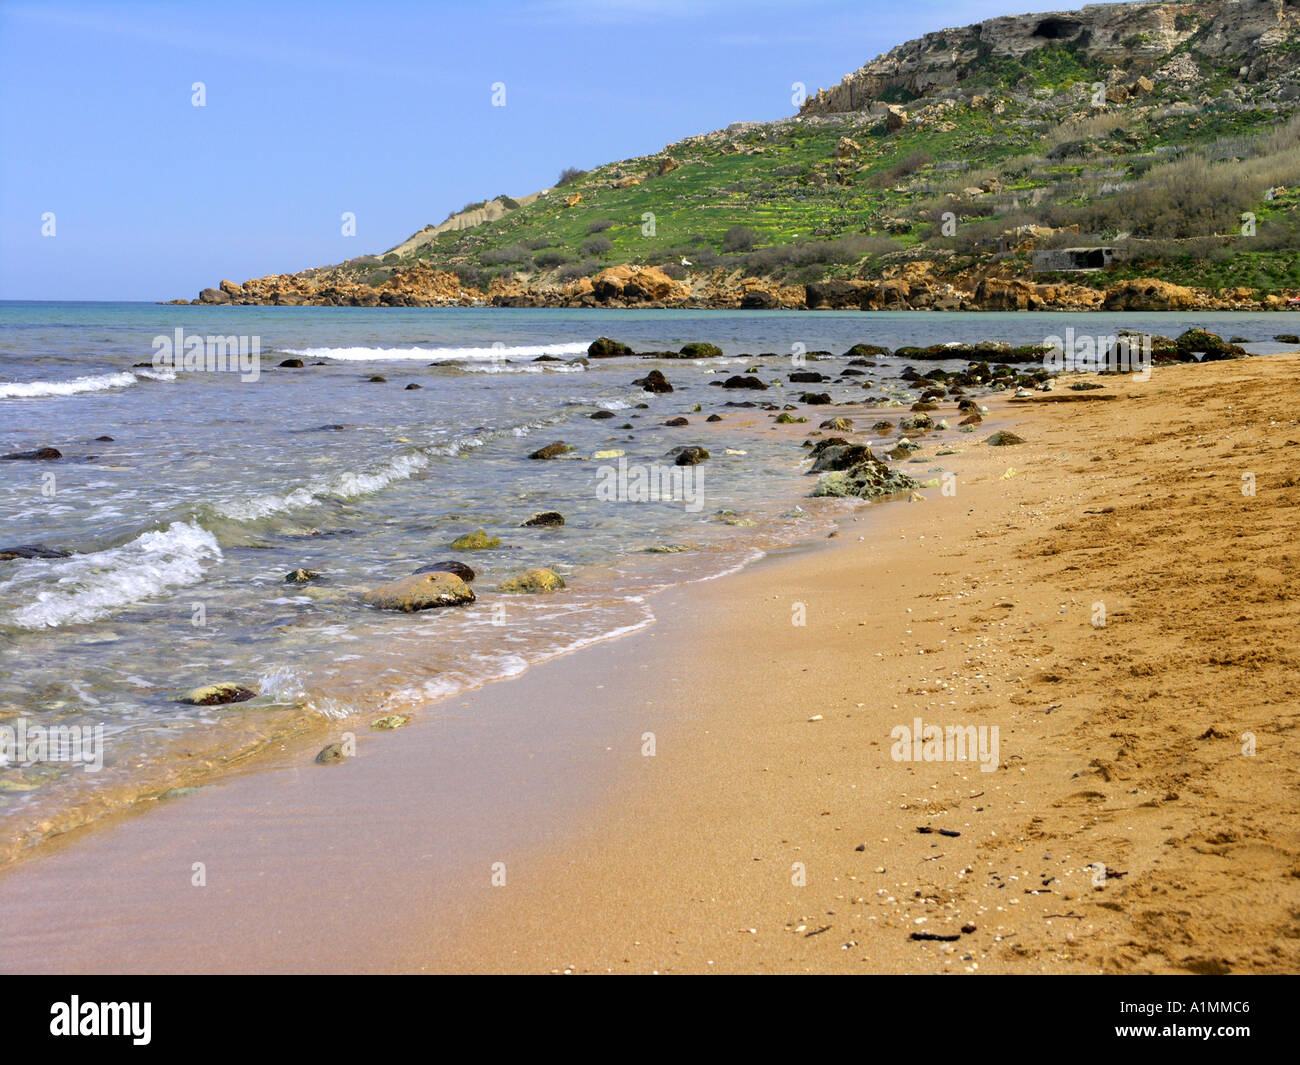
[0,353,1296,974]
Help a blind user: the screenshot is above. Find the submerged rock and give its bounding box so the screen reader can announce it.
[800,392,832,405]
[679,342,723,358]
[1,447,61,461]
[363,571,476,611]
[371,714,411,730]
[588,337,633,358]
[589,409,616,419]
[315,743,346,765]
[664,416,690,426]
[278,358,305,368]
[284,568,322,584]
[0,544,71,561]
[521,511,565,526]
[179,683,257,706]
[674,446,709,466]
[449,529,500,550]
[529,440,572,459]
[820,417,853,431]
[498,568,566,593]
[633,369,673,393]
[722,375,766,390]
[413,560,476,582]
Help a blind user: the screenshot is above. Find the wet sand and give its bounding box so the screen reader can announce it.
[1,355,1297,973]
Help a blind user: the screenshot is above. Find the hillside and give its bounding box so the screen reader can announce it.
[190,0,1300,311]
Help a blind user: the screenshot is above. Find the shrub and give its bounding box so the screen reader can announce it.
[586,219,616,234]
[557,167,587,187]
[554,259,602,281]
[722,226,758,252]
[481,244,530,266]
[580,236,613,257]
[533,248,573,269]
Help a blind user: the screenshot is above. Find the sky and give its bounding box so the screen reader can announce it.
[0,0,1119,300]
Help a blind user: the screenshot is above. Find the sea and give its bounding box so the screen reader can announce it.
[0,301,1293,853]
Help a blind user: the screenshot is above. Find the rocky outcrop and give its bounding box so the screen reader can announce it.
[801,1,1300,114]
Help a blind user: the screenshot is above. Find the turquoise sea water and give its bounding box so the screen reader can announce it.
[0,301,1293,843]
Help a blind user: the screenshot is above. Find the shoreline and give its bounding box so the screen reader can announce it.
[1,355,1296,973]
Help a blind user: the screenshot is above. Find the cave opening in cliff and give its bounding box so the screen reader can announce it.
[1033,17,1083,40]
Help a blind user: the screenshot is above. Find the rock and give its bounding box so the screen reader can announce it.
[367,375,387,383]
[811,453,921,500]
[740,290,781,310]
[706,414,723,422]
[498,568,566,593]
[371,714,411,730]
[805,280,867,310]
[589,409,616,419]
[522,511,565,526]
[405,383,422,390]
[871,421,894,434]
[413,560,476,582]
[820,417,853,430]
[679,342,723,358]
[900,413,934,431]
[1102,279,1199,311]
[810,442,876,472]
[789,371,828,383]
[284,568,321,584]
[985,431,1025,446]
[363,571,476,611]
[198,287,230,304]
[657,155,680,176]
[634,369,674,393]
[775,412,807,423]
[800,392,832,405]
[529,441,572,459]
[179,683,257,706]
[722,375,767,390]
[1,447,61,461]
[1275,333,1300,344]
[675,446,709,466]
[94,435,114,441]
[449,529,500,550]
[315,743,346,765]
[0,544,71,561]
[278,358,305,368]
[664,416,690,426]
[588,337,633,358]
[1174,329,1244,361]
[591,265,686,304]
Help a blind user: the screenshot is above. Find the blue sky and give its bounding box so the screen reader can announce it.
[1,0,1111,300]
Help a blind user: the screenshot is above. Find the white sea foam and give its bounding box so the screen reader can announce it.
[279,342,590,362]
[0,371,157,399]
[2,522,222,629]
[213,451,433,520]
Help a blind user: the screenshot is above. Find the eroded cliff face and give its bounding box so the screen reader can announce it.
[800,0,1300,113]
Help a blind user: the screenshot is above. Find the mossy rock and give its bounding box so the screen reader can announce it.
[498,568,566,593]
[363,571,476,610]
[679,342,723,358]
[450,529,501,550]
[179,683,257,706]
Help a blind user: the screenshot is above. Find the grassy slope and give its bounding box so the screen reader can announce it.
[339,39,1300,296]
